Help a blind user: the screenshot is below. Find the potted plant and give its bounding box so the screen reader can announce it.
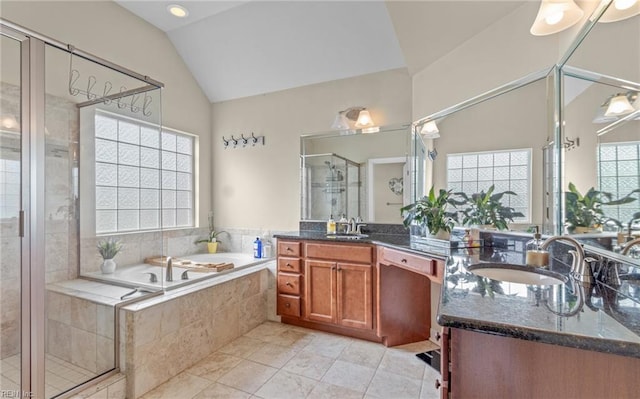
[195,212,226,253]
[455,185,524,230]
[401,186,460,240]
[97,238,123,274]
[565,183,638,233]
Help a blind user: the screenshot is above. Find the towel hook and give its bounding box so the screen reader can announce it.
[230,135,239,147]
[117,86,128,109]
[251,132,258,145]
[86,75,97,101]
[143,94,153,116]
[222,136,229,149]
[240,134,248,146]
[130,94,140,113]
[102,81,113,105]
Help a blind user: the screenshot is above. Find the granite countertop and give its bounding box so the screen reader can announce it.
[274,228,640,358]
[437,246,640,358]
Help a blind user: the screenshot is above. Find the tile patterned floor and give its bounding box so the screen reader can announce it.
[0,353,99,398]
[141,321,441,399]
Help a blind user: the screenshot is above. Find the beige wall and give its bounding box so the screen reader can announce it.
[1,0,212,228]
[212,68,412,231]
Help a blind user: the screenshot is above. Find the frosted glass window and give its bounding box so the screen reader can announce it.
[447,148,531,222]
[95,111,195,234]
[598,142,640,224]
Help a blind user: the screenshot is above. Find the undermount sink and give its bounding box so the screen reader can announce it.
[326,233,369,240]
[467,263,568,286]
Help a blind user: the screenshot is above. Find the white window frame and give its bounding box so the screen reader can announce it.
[93,110,196,235]
[446,148,532,223]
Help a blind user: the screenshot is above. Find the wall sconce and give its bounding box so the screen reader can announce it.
[599,0,640,22]
[331,106,377,132]
[604,92,637,116]
[420,120,440,139]
[530,0,584,36]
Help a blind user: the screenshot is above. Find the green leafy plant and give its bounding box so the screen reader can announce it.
[401,186,461,236]
[455,185,524,230]
[195,212,227,244]
[96,238,123,260]
[565,183,638,232]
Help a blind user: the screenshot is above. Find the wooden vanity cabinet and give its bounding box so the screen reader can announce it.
[276,241,303,318]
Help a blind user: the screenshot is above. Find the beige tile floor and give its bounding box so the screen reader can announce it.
[141,321,441,399]
[0,353,99,398]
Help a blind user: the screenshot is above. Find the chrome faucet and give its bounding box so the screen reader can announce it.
[621,237,640,256]
[166,256,173,282]
[541,236,592,283]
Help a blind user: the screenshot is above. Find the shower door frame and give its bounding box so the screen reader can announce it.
[1,18,164,398]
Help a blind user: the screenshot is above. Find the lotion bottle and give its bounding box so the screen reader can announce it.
[525,227,549,267]
[327,214,336,234]
[253,237,262,259]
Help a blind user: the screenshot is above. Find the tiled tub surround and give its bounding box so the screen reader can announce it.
[120,260,275,398]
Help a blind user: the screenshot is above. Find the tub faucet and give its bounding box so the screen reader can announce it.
[621,237,640,256]
[166,256,173,282]
[541,236,591,283]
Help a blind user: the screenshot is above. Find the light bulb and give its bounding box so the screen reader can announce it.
[545,10,565,25]
[355,110,374,128]
[605,94,635,116]
[615,0,637,10]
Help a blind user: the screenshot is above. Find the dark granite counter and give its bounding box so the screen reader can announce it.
[438,246,640,358]
[275,226,640,358]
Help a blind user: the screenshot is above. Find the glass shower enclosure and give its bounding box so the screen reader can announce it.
[301,153,361,220]
[0,20,163,398]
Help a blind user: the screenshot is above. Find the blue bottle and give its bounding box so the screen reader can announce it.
[253,237,262,259]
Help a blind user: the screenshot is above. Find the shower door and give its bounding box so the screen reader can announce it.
[0,26,28,397]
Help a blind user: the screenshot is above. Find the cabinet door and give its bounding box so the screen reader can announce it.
[336,262,372,330]
[305,260,336,324]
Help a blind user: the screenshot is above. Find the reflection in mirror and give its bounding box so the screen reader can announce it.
[562,69,640,256]
[300,124,410,223]
[561,4,639,259]
[413,70,553,232]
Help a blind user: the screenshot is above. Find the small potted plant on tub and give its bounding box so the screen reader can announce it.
[97,238,123,274]
[196,212,226,253]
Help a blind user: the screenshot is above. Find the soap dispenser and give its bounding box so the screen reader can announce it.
[525,226,549,267]
[327,214,336,234]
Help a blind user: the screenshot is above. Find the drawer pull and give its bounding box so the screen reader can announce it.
[435,379,441,389]
[285,303,291,308]
[337,266,342,271]
[436,332,441,341]
[286,282,293,287]
[286,247,293,252]
[286,263,292,267]
[401,259,407,263]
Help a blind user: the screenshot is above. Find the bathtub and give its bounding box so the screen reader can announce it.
[83,252,269,291]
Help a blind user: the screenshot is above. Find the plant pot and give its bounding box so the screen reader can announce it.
[207,242,218,253]
[427,230,451,241]
[101,258,116,274]
[573,226,602,234]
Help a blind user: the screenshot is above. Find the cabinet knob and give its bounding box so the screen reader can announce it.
[435,379,441,389]
[286,263,292,267]
[436,332,441,341]
[331,266,336,271]
[285,302,291,308]
[286,282,293,287]
[401,258,407,263]
[337,266,342,271]
[286,247,292,252]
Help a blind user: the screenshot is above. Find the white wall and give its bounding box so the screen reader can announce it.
[211,68,412,231]
[1,0,212,228]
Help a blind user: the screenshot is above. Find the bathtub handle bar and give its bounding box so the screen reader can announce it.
[120,288,139,300]
[143,272,158,283]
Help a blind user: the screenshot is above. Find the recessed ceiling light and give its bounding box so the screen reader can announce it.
[167,4,189,18]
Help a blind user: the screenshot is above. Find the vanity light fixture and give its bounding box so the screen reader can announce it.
[605,93,637,116]
[167,4,189,18]
[599,0,640,22]
[331,107,377,131]
[530,0,584,36]
[0,114,19,131]
[420,120,440,139]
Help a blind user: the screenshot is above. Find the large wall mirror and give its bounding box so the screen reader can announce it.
[300,124,410,224]
[412,69,555,233]
[561,1,639,259]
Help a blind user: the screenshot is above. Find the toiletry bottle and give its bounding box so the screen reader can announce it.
[262,241,272,258]
[253,237,262,259]
[525,227,549,267]
[327,214,336,234]
[338,214,348,234]
[462,229,473,247]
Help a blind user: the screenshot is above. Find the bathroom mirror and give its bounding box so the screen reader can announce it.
[300,124,410,223]
[561,5,640,259]
[412,68,554,232]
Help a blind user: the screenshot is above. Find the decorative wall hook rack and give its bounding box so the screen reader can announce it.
[69,52,154,116]
[563,136,580,151]
[222,132,265,149]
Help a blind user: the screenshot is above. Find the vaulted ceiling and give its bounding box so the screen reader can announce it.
[115,1,526,102]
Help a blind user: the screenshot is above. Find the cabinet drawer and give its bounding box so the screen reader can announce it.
[380,246,434,276]
[277,273,302,295]
[305,242,372,263]
[278,241,301,257]
[278,257,301,273]
[277,294,301,317]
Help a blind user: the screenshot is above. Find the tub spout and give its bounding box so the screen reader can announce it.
[143,272,158,283]
[166,256,173,282]
[181,270,189,280]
